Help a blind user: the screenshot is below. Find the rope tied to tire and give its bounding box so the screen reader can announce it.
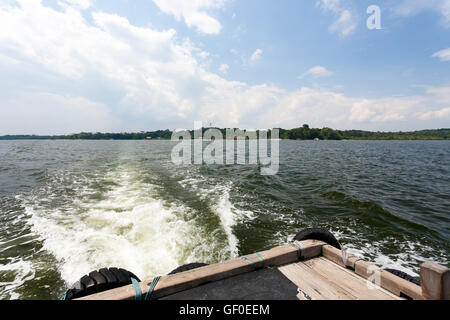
[255,252,265,268]
[241,252,265,270]
[289,241,303,260]
[241,255,257,267]
[131,278,142,301]
[145,276,161,300]
[131,276,162,301]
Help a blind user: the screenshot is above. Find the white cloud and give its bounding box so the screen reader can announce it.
[392,0,450,28]
[66,0,92,10]
[299,66,335,79]
[256,87,450,130]
[0,1,448,134]
[250,49,263,62]
[416,107,450,120]
[329,10,357,38]
[0,93,120,135]
[316,0,358,38]
[432,48,450,61]
[198,51,210,59]
[426,86,450,103]
[0,0,201,126]
[151,0,227,35]
[219,63,229,74]
[317,0,341,13]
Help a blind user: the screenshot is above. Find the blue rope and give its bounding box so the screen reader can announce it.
[242,256,257,268]
[131,277,142,301]
[255,252,265,268]
[60,293,67,301]
[242,252,265,269]
[289,242,303,260]
[145,276,161,301]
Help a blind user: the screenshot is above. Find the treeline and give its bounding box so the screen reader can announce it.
[278,125,450,140]
[278,125,343,140]
[0,126,449,141]
[0,130,173,140]
[337,129,450,140]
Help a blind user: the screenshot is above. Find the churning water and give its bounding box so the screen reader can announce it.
[0,140,448,299]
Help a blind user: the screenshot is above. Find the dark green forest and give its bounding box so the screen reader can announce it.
[279,125,450,140]
[1,126,449,140]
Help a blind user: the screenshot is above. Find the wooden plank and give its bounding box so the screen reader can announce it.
[420,262,450,300]
[322,245,346,267]
[323,245,423,300]
[278,262,356,300]
[303,257,402,300]
[322,245,362,269]
[354,260,423,300]
[78,240,325,300]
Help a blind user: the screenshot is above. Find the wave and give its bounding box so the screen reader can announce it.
[178,169,256,258]
[22,163,227,286]
[323,191,429,232]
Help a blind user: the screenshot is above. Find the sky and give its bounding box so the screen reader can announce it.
[0,0,449,134]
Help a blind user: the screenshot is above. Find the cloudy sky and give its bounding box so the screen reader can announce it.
[0,0,449,134]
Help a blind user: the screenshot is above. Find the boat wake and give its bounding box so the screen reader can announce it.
[21,162,240,287]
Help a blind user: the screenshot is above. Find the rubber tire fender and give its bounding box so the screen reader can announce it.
[384,268,420,286]
[62,268,140,300]
[293,228,341,250]
[168,263,209,275]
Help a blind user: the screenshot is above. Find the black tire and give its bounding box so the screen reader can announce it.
[168,263,209,275]
[294,228,341,250]
[384,268,420,286]
[62,268,140,300]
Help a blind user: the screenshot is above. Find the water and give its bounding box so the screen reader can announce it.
[0,140,449,300]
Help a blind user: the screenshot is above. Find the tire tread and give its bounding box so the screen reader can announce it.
[62,267,140,300]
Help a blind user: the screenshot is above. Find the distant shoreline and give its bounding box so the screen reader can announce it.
[0,126,449,141]
[0,138,449,141]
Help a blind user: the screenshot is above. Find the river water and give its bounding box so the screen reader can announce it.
[0,140,448,299]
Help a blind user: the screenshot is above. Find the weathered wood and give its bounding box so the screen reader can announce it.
[322,245,345,267]
[279,262,356,300]
[322,245,367,270]
[353,259,423,300]
[420,261,450,300]
[77,239,447,301]
[323,245,423,300]
[78,240,325,300]
[303,257,402,300]
[322,245,360,269]
[380,270,423,300]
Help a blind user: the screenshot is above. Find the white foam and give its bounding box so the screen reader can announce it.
[212,183,239,257]
[0,259,35,300]
[332,227,449,277]
[25,165,222,286]
[178,172,256,258]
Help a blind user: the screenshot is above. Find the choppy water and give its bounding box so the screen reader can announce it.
[0,140,449,300]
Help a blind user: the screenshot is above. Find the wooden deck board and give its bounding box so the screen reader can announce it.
[278,262,356,300]
[279,258,403,300]
[304,257,403,300]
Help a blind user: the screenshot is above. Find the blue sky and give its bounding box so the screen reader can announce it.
[0,0,449,134]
